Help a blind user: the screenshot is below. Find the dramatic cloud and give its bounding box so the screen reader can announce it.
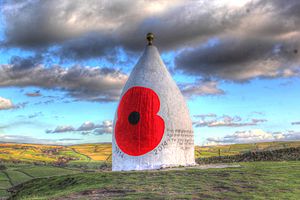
[0,97,14,110]
[47,125,75,133]
[0,1,167,53]
[0,56,128,102]
[180,80,225,98]
[175,36,300,81]
[193,114,267,127]
[0,0,244,59]
[47,120,113,135]
[291,121,300,125]
[2,0,300,80]
[206,129,300,145]
[77,120,113,135]
[175,0,300,81]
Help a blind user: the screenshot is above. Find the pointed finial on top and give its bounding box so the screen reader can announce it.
[146,33,154,45]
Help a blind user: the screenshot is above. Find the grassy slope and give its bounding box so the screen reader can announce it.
[0,164,80,199]
[11,161,300,200]
[0,141,299,199]
[1,141,299,164]
[0,141,300,163]
[195,141,300,158]
[0,144,89,164]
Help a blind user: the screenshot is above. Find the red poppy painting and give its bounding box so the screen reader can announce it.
[115,86,165,156]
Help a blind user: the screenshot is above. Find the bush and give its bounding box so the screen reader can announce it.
[0,164,7,170]
[196,147,300,164]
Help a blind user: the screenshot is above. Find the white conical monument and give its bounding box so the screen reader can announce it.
[112,33,195,171]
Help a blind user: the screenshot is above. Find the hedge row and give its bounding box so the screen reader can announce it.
[196,147,300,164]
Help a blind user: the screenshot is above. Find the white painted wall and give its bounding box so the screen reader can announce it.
[112,45,195,171]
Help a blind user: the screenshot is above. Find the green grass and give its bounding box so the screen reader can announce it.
[11,161,300,200]
[195,141,300,158]
[0,172,8,181]
[0,180,11,189]
[4,171,31,185]
[1,141,299,165]
[0,165,81,199]
[0,189,9,198]
[19,166,78,178]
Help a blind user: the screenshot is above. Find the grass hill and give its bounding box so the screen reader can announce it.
[8,161,300,199]
[0,141,299,199]
[0,163,80,199]
[1,141,299,165]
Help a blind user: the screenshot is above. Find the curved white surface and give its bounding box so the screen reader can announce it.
[112,45,195,171]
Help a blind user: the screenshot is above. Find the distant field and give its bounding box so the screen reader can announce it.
[195,141,300,158]
[10,161,300,199]
[70,143,112,162]
[0,143,89,164]
[1,141,299,165]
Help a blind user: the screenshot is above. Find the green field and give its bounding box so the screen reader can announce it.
[9,161,300,199]
[0,164,80,199]
[0,141,299,199]
[195,141,300,158]
[1,141,299,165]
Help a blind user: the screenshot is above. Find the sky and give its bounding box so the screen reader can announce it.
[0,0,299,146]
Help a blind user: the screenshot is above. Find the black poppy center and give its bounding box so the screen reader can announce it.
[128,111,140,125]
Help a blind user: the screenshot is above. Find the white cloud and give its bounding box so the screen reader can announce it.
[0,134,55,144]
[193,114,267,127]
[205,129,300,145]
[47,120,113,134]
[0,97,14,110]
[0,134,82,145]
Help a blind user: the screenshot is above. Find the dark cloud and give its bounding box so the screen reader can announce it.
[46,120,112,134]
[55,32,118,61]
[25,90,42,97]
[180,80,225,98]
[193,114,267,128]
[0,0,244,59]
[175,36,300,81]
[291,121,300,125]
[9,55,43,70]
[0,56,128,102]
[28,112,43,119]
[46,125,75,133]
[93,120,113,135]
[1,0,300,81]
[174,0,300,81]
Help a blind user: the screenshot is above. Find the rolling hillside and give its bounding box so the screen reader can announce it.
[9,161,300,199]
[0,141,299,164]
[0,163,80,199]
[0,141,299,199]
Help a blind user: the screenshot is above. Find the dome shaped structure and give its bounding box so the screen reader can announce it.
[112,34,195,171]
